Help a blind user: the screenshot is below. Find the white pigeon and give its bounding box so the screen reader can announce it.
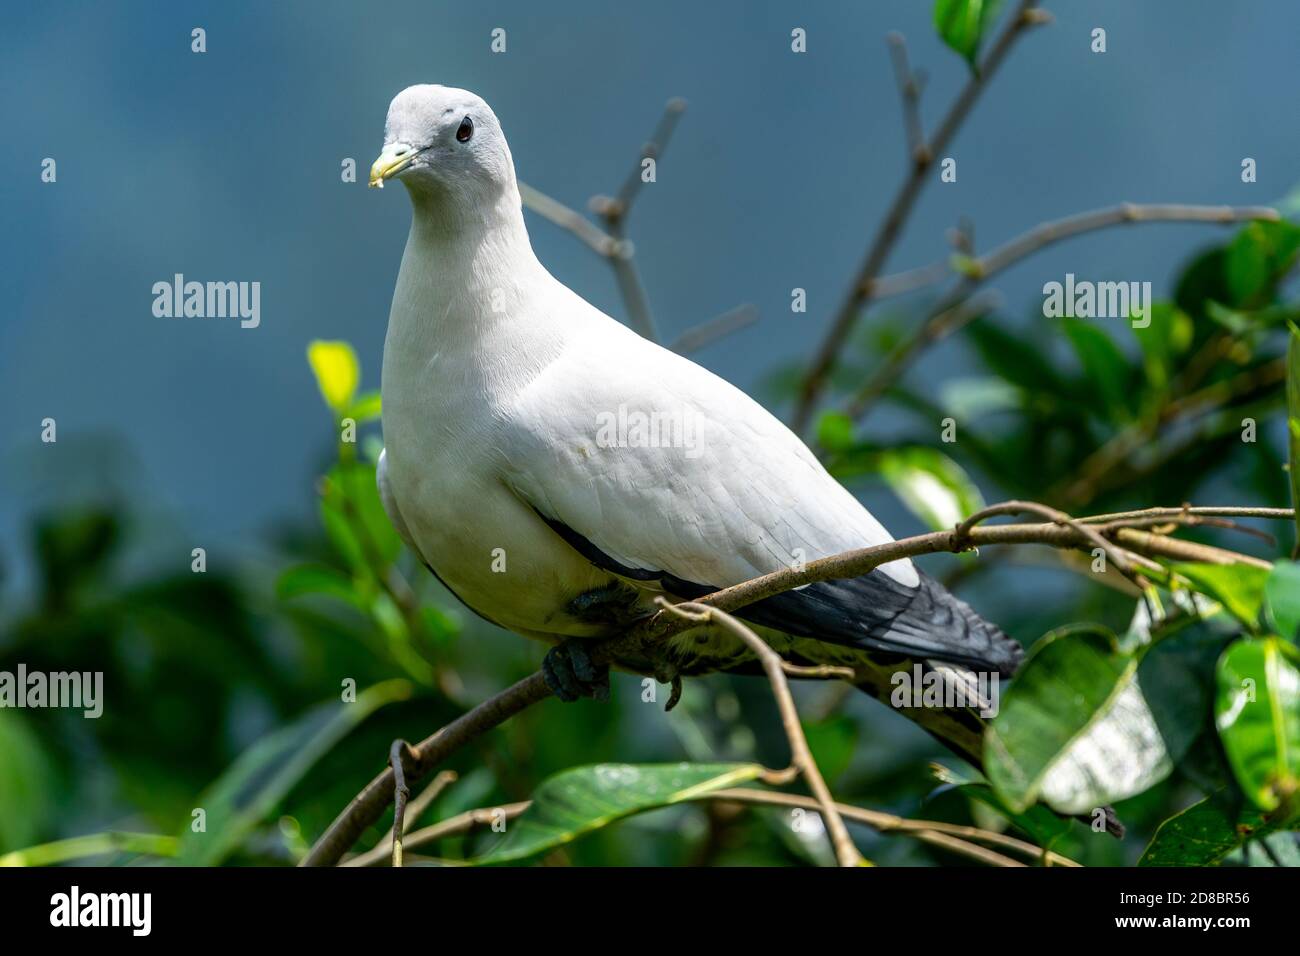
[369,85,1021,762]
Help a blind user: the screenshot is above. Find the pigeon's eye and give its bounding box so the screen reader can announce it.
[456,116,474,143]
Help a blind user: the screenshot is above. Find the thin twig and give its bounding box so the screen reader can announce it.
[668,304,760,354]
[344,802,531,868]
[955,500,1136,579]
[792,0,1048,433]
[842,203,1280,425]
[587,97,689,342]
[887,32,929,165]
[707,788,1064,867]
[388,740,420,867]
[657,600,866,866]
[518,182,618,257]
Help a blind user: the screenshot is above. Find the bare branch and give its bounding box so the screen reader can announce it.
[886,32,928,165]
[668,304,759,354]
[708,788,1053,868]
[792,0,1048,433]
[518,182,618,257]
[843,203,1280,425]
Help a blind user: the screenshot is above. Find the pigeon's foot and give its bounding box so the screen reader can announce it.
[542,638,610,703]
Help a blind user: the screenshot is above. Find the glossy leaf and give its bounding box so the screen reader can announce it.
[986,626,1142,813]
[877,446,985,531]
[1266,561,1300,644]
[1215,637,1300,811]
[1171,562,1271,630]
[933,0,1002,69]
[475,762,764,865]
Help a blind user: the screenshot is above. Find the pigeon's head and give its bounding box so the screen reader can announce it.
[370,85,515,204]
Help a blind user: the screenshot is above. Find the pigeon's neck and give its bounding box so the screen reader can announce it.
[383,181,557,402]
[389,183,542,335]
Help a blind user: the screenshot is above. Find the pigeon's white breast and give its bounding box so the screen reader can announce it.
[378,252,618,640]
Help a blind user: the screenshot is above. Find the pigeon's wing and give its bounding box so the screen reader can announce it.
[502,324,1021,674]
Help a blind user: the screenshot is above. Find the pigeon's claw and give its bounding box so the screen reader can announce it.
[542,639,610,703]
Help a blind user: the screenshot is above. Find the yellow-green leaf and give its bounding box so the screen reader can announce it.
[308,340,360,414]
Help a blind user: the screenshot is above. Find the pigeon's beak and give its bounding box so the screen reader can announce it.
[369,142,419,188]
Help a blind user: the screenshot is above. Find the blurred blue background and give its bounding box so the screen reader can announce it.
[2,0,1297,593]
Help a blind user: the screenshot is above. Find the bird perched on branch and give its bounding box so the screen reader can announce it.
[369,84,1023,768]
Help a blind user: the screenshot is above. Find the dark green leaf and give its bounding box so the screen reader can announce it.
[985,626,1146,813]
[803,716,858,785]
[475,762,764,865]
[1062,318,1132,422]
[1139,790,1290,866]
[174,679,412,865]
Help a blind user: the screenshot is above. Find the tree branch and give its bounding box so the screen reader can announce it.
[841,203,1280,425]
[792,0,1049,434]
[658,600,865,867]
[301,500,1291,866]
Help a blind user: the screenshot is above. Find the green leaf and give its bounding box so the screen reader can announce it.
[1139,790,1290,866]
[0,712,54,853]
[816,411,855,454]
[0,832,178,867]
[803,716,858,785]
[174,679,412,865]
[1288,323,1300,550]
[930,765,1073,849]
[933,0,1002,69]
[276,564,365,608]
[319,460,403,577]
[1226,220,1300,307]
[1215,637,1300,811]
[876,446,985,531]
[965,317,1070,397]
[1171,562,1271,630]
[1062,318,1132,422]
[1266,561,1300,644]
[1132,303,1194,400]
[985,626,1139,813]
[348,390,383,424]
[475,762,764,865]
[307,340,360,414]
[938,377,1022,424]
